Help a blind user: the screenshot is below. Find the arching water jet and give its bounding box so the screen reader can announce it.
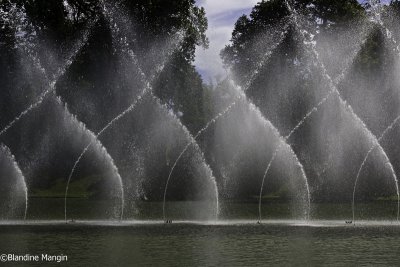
[258,0,399,222]
[163,23,292,222]
[2,5,125,222]
[65,3,219,222]
[0,4,96,138]
[352,115,400,223]
[257,0,371,221]
[64,1,176,222]
[351,1,400,223]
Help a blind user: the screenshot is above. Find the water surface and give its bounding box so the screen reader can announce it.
[1,221,400,266]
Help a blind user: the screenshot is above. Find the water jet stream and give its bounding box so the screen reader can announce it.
[352,1,400,223]
[7,8,125,222]
[106,1,219,221]
[64,3,154,222]
[60,99,125,222]
[0,4,124,222]
[0,144,28,220]
[352,115,400,222]
[163,23,292,221]
[62,83,147,221]
[258,0,396,222]
[65,3,219,222]
[1,5,124,221]
[0,10,96,138]
[257,89,337,221]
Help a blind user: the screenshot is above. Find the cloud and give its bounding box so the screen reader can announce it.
[194,0,259,83]
[198,0,259,17]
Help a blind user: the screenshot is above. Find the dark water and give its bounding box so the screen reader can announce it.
[1,199,400,266]
[0,222,400,266]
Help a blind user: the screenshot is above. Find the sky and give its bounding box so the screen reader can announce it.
[193,0,392,84]
[194,0,259,83]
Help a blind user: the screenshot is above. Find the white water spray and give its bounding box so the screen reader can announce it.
[272,0,399,224]
[352,115,400,222]
[0,144,28,220]
[1,4,124,222]
[61,98,125,222]
[163,23,292,221]
[352,1,400,223]
[0,5,95,137]
[64,3,219,222]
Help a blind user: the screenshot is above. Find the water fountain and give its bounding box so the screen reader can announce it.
[0,3,124,221]
[3,1,400,265]
[63,2,219,222]
[351,0,400,223]
[0,3,96,137]
[262,0,400,224]
[0,0,399,226]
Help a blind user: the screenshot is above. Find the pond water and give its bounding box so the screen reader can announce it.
[0,199,400,266]
[0,221,400,266]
